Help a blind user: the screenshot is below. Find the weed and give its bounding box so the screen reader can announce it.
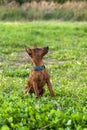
[0,1,87,21]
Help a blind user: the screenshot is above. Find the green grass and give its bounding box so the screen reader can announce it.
[0,21,87,130]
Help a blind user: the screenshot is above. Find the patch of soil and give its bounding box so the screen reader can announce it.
[0,51,65,71]
[10,51,30,67]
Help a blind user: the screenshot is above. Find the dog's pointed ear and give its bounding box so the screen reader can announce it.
[34,44,37,48]
[25,45,32,56]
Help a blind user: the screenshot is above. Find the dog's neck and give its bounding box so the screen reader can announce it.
[31,58,44,67]
[32,65,45,71]
[31,59,45,71]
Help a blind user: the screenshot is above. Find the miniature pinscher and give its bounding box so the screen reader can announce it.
[24,44,55,97]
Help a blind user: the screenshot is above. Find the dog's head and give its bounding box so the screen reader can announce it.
[25,44,49,59]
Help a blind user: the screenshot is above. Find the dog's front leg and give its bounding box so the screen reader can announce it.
[24,84,30,94]
[46,79,55,97]
[33,82,39,97]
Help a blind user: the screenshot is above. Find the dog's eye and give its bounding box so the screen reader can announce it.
[36,48,40,51]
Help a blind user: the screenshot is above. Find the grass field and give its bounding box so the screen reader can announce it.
[0,21,87,130]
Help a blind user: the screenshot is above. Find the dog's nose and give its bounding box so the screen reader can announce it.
[46,46,49,50]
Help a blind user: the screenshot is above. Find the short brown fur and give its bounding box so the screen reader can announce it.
[24,44,55,97]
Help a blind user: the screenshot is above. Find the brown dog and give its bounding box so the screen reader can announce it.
[24,44,55,97]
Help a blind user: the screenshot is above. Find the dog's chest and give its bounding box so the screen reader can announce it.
[34,71,46,81]
[29,70,48,86]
